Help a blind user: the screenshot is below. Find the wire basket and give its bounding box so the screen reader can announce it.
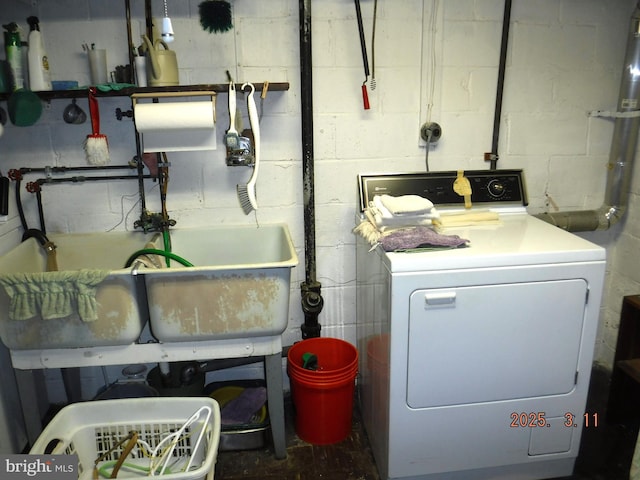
[30,397,221,480]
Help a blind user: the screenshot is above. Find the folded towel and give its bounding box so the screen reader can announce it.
[220,387,267,425]
[380,226,469,252]
[0,269,110,322]
[376,194,434,215]
[367,203,440,231]
[434,211,501,228]
[354,219,383,245]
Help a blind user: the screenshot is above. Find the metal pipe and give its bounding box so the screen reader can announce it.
[299,0,323,339]
[145,0,154,41]
[125,0,135,71]
[16,165,136,174]
[485,0,512,170]
[33,175,150,185]
[536,2,640,231]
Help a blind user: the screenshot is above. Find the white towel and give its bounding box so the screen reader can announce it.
[376,194,434,216]
[434,211,500,228]
[365,206,440,231]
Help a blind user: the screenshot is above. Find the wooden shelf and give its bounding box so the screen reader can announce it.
[0,82,289,101]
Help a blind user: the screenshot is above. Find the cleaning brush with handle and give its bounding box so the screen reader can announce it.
[237,83,260,214]
[84,87,109,165]
[224,81,240,153]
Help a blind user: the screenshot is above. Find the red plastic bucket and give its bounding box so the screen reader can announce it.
[287,337,358,444]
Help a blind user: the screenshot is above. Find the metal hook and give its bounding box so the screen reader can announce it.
[242,82,255,95]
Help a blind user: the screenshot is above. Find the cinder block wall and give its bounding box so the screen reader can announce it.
[0,0,637,400]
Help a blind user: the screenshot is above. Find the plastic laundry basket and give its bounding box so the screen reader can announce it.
[287,337,358,445]
[30,397,221,480]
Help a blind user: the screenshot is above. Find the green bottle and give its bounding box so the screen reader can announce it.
[3,22,24,91]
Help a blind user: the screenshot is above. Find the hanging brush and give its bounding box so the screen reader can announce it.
[84,87,110,165]
[199,0,233,33]
[237,83,260,214]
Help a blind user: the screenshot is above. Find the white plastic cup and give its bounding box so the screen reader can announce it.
[134,56,147,87]
[88,49,108,85]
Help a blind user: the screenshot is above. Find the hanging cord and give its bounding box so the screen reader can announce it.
[425,0,438,124]
[424,130,432,172]
[421,0,439,172]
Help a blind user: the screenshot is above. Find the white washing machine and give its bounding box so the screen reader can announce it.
[355,170,606,480]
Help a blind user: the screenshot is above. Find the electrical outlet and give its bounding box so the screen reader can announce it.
[421,122,442,144]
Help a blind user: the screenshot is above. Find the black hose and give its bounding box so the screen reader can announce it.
[15,176,28,231]
[21,228,49,245]
[36,190,46,234]
[488,0,512,170]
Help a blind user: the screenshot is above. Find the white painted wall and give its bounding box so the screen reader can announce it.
[0,0,639,401]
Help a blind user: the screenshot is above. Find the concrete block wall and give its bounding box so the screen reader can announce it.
[0,0,639,400]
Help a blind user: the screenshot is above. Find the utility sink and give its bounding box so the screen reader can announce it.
[142,224,298,342]
[0,231,154,350]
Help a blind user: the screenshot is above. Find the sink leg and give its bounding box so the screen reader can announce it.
[61,367,82,403]
[264,352,286,459]
[15,369,46,447]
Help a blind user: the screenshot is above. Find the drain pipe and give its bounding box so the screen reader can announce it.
[299,0,324,339]
[536,2,640,232]
[485,0,512,170]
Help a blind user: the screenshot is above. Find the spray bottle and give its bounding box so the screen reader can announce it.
[27,16,51,91]
[2,22,24,91]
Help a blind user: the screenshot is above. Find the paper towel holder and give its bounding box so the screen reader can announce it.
[131,90,217,123]
[131,90,218,153]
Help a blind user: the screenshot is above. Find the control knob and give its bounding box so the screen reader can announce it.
[487,179,506,198]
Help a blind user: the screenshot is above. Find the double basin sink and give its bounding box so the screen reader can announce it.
[0,224,298,350]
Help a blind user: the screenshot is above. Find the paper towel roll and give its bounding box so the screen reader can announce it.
[134,101,217,152]
[135,102,215,130]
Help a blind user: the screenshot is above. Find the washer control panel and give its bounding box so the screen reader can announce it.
[358,169,527,211]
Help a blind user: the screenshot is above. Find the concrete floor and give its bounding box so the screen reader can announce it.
[216,365,639,480]
[36,364,638,479]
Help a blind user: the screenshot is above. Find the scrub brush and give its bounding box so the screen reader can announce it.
[237,83,259,214]
[84,87,109,165]
[199,0,233,33]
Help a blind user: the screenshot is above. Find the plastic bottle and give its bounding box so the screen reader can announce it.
[27,16,51,91]
[2,22,24,91]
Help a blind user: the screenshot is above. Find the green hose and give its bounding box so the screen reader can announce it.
[162,230,171,267]
[97,460,172,478]
[125,248,194,268]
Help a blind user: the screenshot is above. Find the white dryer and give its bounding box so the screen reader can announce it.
[355,170,606,480]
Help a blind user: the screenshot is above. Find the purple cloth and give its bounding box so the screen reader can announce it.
[380,226,468,252]
[220,387,267,425]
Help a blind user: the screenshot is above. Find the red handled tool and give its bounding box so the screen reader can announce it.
[354,0,370,110]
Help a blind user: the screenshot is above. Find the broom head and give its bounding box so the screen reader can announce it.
[84,134,110,166]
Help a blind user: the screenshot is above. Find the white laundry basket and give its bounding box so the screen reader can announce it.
[30,397,221,480]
